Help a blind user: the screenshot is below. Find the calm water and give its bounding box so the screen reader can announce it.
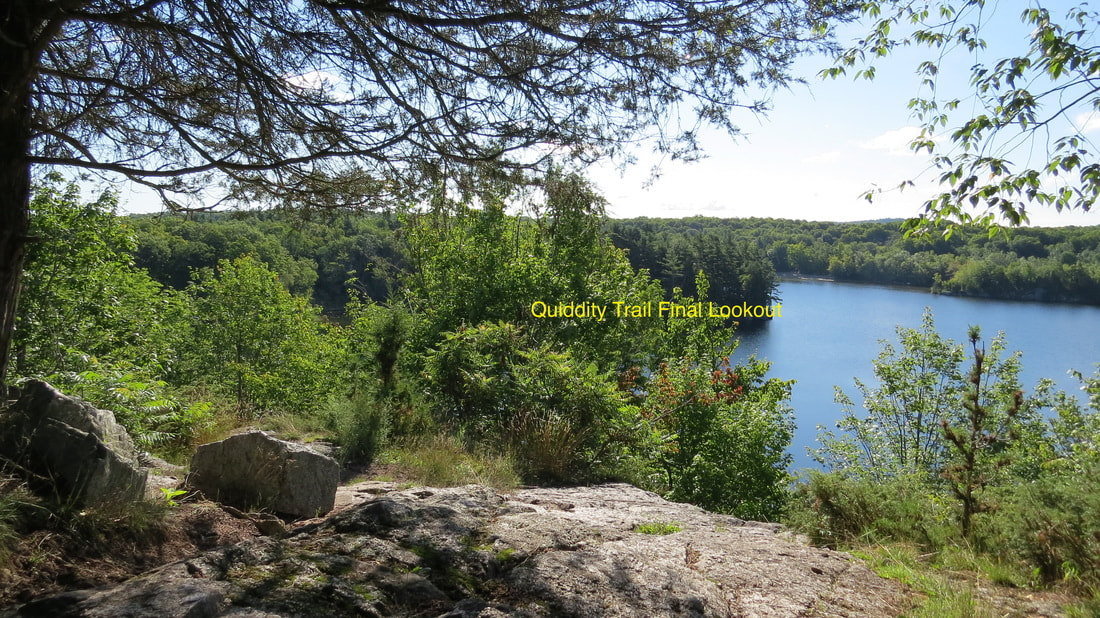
[729,279,1100,471]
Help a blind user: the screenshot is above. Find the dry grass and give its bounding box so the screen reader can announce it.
[376,435,520,491]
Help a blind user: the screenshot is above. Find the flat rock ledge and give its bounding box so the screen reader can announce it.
[11,483,908,617]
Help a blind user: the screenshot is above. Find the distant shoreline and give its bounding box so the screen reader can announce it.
[776,274,1100,307]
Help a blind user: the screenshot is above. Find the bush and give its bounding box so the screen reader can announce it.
[423,322,629,483]
[325,394,390,466]
[638,356,794,521]
[986,464,1100,587]
[786,471,954,551]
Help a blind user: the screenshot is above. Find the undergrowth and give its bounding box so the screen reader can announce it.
[375,435,520,490]
[787,471,1098,615]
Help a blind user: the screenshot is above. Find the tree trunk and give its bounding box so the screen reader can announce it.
[0,2,36,394]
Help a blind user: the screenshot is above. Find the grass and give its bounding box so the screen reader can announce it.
[0,479,36,569]
[633,521,683,535]
[847,543,1088,618]
[1064,590,1100,617]
[255,412,330,444]
[375,435,520,490]
[0,476,175,605]
[852,545,995,617]
[937,544,1029,588]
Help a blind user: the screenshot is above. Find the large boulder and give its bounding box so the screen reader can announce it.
[186,431,339,517]
[0,380,147,506]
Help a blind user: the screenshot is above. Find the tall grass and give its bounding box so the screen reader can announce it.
[381,435,520,490]
[323,394,391,466]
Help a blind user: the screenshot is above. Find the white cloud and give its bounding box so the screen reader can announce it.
[801,150,841,164]
[284,70,351,102]
[858,126,922,156]
[1074,111,1100,134]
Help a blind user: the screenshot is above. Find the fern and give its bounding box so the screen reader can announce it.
[37,360,212,452]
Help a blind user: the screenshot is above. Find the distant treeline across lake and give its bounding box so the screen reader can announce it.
[127,212,1100,310]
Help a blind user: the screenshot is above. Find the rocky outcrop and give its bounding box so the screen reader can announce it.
[0,380,147,506]
[14,483,909,617]
[186,431,339,518]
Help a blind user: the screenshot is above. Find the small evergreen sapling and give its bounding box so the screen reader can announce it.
[941,326,1023,539]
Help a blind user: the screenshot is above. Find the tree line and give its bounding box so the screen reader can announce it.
[124,207,787,313]
[609,217,1100,304]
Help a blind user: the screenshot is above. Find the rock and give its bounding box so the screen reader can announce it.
[16,562,230,618]
[142,453,187,501]
[0,380,147,506]
[186,431,338,518]
[19,483,910,617]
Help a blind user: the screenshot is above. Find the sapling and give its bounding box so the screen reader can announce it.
[941,326,1022,539]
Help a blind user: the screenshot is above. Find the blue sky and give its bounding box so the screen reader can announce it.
[113,3,1100,227]
[588,2,1100,226]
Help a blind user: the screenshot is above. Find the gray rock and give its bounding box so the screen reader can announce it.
[186,431,338,518]
[0,380,147,506]
[16,561,230,618]
[20,483,909,617]
[142,453,188,501]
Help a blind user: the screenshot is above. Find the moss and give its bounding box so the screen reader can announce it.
[633,522,682,535]
[351,583,376,601]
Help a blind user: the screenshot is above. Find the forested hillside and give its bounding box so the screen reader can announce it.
[610,217,1100,304]
[126,210,784,312]
[128,211,405,312]
[126,213,1100,312]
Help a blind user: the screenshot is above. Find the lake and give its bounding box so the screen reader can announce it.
[729,279,1100,472]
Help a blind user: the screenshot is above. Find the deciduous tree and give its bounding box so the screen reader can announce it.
[182,255,336,414]
[16,174,180,376]
[815,309,1034,484]
[831,1,1100,232]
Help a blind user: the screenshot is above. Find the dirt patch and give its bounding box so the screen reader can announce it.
[0,499,262,607]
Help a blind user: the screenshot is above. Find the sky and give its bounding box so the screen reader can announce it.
[586,2,1100,226]
[112,2,1100,227]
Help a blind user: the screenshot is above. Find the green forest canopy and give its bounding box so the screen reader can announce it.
[124,211,1100,308]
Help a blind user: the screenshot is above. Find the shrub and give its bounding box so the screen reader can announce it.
[639,356,794,521]
[986,465,1100,587]
[423,322,628,483]
[786,471,954,551]
[325,394,390,466]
